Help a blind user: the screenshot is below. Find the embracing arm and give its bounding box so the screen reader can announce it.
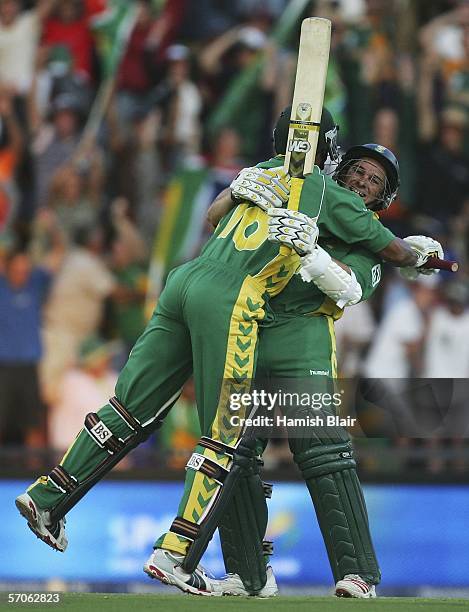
[378,237,418,267]
[207,188,234,228]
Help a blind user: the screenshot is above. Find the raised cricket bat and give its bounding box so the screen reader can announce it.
[284,17,332,180]
[279,18,331,255]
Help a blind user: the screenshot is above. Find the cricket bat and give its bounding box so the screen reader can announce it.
[284,17,331,180]
[279,17,331,255]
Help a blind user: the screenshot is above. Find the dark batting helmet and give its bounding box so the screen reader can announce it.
[273,105,339,167]
[334,143,400,210]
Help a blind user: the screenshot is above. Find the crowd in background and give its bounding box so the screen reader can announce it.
[0,0,468,477]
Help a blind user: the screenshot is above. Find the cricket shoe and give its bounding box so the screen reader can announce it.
[335,574,376,598]
[144,548,221,596]
[217,566,278,597]
[15,493,67,552]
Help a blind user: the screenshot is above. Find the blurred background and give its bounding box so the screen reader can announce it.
[0,0,469,596]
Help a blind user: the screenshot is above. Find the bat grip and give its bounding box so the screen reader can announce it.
[421,257,459,272]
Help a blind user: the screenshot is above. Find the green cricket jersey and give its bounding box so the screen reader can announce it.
[201,156,394,303]
[271,241,382,320]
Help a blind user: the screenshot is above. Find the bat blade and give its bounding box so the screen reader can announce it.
[283,17,332,179]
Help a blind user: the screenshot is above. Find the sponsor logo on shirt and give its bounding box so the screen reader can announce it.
[371,264,381,287]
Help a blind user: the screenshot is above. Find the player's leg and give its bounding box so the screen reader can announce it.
[263,316,380,595]
[216,449,277,596]
[16,267,193,551]
[146,261,269,592]
[215,333,280,596]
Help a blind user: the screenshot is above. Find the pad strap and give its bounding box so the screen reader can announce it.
[263,540,274,556]
[170,516,201,542]
[84,413,125,455]
[186,453,230,485]
[199,436,236,457]
[262,482,273,499]
[48,466,78,494]
[109,396,142,432]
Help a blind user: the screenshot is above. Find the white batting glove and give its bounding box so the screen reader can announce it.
[230,167,290,211]
[267,208,319,256]
[399,235,444,280]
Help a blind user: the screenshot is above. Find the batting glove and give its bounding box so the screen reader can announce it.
[399,235,444,280]
[230,167,290,211]
[267,208,319,256]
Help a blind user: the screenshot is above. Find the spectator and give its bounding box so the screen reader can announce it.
[108,234,147,362]
[365,275,438,380]
[0,87,22,229]
[0,217,63,447]
[46,163,102,243]
[420,281,469,472]
[360,276,438,438]
[32,91,103,209]
[156,378,200,469]
[0,0,56,97]
[42,0,94,82]
[335,301,376,378]
[415,106,469,223]
[157,44,202,170]
[418,1,469,145]
[115,0,162,125]
[423,281,469,378]
[48,335,119,452]
[339,0,398,142]
[199,24,278,161]
[40,224,115,403]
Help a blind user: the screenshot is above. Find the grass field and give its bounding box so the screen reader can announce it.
[2,594,469,612]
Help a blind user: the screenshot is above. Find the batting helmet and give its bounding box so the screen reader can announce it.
[273,106,339,167]
[334,143,400,210]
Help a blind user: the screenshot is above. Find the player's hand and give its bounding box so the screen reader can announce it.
[230,167,290,211]
[399,235,444,280]
[267,208,319,256]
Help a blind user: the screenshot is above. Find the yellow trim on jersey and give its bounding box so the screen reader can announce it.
[213,275,265,441]
[253,252,300,297]
[160,532,189,555]
[326,315,338,379]
[305,297,344,320]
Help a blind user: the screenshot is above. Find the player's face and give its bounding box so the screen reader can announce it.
[342,157,387,207]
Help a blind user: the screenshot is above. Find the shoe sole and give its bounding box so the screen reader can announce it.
[143,562,216,597]
[335,588,373,598]
[15,497,64,552]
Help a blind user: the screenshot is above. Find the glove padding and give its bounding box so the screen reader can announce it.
[267,208,319,256]
[230,167,290,211]
[399,235,444,280]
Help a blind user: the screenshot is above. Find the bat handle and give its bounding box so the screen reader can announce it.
[421,257,459,272]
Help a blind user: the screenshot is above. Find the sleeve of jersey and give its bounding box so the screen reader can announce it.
[327,192,396,253]
[341,249,383,302]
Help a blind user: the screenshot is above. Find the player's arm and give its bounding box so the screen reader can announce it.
[207,188,233,228]
[378,237,418,267]
[207,166,290,228]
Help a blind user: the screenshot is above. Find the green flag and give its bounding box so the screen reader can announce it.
[91,0,139,79]
[146,161,212,314]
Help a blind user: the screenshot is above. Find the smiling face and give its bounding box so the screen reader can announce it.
[341,157,387,208]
